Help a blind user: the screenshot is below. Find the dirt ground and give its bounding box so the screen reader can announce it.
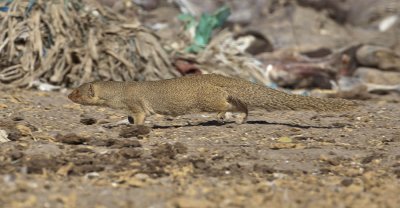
[0,87,399,208]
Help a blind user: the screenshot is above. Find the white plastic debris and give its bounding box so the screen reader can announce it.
[0,130,10,143]
[31,80,61,91]
[379,15,398,32]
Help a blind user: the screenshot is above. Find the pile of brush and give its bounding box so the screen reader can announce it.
[0,0,179,87]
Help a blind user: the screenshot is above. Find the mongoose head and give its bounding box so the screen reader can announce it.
[68,82,106,106]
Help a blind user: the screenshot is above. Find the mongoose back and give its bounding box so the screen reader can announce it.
[68,74,358,125]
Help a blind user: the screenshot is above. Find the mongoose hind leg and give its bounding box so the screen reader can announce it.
[198,86,249,124]
[212,101,233,123]
[196,86,232,123]
[215,100,248,124]
[216,112,237,123]
[235,105,248,124]
[227,96,249,124]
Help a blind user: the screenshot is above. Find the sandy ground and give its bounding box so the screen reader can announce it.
[0,87,399,208]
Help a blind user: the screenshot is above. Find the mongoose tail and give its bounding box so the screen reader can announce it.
[202,74,358,112]
[227,85,358,112]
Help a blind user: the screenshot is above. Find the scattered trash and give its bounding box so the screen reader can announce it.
[179,5,230,53]
[174,30,271,84]
[0,129,10,143]
[31,80,61,92]
[379,15,398,32]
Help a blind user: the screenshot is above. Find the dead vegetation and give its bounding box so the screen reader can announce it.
[0,0,179,88]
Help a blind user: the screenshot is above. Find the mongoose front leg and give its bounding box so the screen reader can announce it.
[132,112,146,125]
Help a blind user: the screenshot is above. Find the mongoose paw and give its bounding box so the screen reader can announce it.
[216,112,226,123]
[235,119,247,124]
[127,116,134,124]
[216,112,233,123]
[217,119,225,124]
[235,114,248,124]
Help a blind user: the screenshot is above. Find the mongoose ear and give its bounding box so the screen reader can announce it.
[88,83,95,97]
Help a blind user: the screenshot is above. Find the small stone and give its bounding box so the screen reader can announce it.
[253,164,275,174]
[125,178,146,187]
[134,173,150,180]
[211,153,224,160]
[345,183,364,193]
[320,155,341,166]
[341,178,353,187]
[119,148,142,159]
[173,142,188,154]
[73,147,95,153]
[16,125,32,136]
[290,128,302,132]
[269,143,296,150]
[319,168,332,174]
[361,155,377,164]
[80,118,97,125]
[7,131,22,141]
[55,133,89,145]
[393,167,400,178]
[152,143,177,159]
[111,139,142,148]
[84,172,100,180]
[191,158,208,170]
[119,125,151,138]
[9,150,24,160]
[12,116,24,121]
[88,138,115,147]
[174,197,213,208]
[0,104,8,109]
[56,163,74,176]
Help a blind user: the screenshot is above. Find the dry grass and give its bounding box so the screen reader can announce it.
[0,0,179,87]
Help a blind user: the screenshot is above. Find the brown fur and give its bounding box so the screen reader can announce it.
[68,74,358,125]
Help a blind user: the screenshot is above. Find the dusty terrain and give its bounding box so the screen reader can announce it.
[0,87,399,208]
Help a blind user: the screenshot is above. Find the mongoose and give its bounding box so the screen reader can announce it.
[68,74,358,125]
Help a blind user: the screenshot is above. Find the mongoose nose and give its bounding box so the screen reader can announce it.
[67,91,76,101]
[67,93,73,100]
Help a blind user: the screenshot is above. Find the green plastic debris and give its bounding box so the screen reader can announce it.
[178,5,231,53]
